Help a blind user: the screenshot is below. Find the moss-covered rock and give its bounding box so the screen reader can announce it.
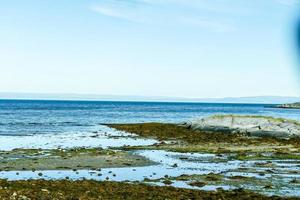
[0,179,293,200]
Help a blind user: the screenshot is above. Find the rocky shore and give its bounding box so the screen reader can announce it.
[110,121,300,197]
[182,115,300,138]
[1,116,299,199]
[276,102,300,109]
[0,180,294,200]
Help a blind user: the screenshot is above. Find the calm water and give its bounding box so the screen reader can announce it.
[0,99,300,136]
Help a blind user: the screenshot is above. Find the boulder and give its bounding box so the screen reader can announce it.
[181,115,300,138]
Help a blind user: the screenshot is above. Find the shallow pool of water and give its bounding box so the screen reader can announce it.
[0,150,299,197]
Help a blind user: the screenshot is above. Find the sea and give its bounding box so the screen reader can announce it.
[0,99,299,136]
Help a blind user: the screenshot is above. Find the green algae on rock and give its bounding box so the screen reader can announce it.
[142,172,300,197]
[109,123,300,154]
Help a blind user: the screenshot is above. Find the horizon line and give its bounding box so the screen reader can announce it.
[0,92,299,99]
[0,92,299,104]
[0,98,283,105]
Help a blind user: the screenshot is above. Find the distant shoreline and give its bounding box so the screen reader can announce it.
[0,98,286,105]
[0,93,299,104]
[276,102,300,109]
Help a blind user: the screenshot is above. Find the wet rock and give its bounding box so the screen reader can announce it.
[264,184,273,189]
[143,178,151,182]
[18,195,30,200]
[229,176,248,180]
[41,188,50,193]
[188,181,206,188]
[172,163,178,168]
[255,162,274,168]
[258,172,265,176]
[162,180,173,185]
[204,173,223,181]
[265,169,275,174]
[179,157,188,160]
[276,102,300,109]
[290,179,299,184]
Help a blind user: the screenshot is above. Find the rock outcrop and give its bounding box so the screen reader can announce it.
[182,115,300,138]
[276,102,300,109]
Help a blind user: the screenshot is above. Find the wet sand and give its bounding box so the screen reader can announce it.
[0,148,154,171]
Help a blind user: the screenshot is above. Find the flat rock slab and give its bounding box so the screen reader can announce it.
[182,115,300,139]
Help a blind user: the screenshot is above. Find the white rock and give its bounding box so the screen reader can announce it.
[181,115,300,138]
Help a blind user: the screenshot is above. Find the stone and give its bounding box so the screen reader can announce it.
[181,115,300,139]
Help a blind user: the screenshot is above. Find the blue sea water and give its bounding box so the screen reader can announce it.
[0,99,300,136]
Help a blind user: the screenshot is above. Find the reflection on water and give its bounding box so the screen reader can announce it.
[0,150,299,197]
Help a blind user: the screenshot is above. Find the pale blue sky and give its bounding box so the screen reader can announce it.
[0,0,299,98]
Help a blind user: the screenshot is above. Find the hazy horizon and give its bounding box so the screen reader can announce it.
[1,92,300,104]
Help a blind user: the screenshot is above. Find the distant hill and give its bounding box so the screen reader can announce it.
[201,96,300,104]
[0,92,300,104]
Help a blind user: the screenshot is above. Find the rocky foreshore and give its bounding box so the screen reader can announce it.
[0,180,293,200]
[276,102,300,109]
[182,115,300,138]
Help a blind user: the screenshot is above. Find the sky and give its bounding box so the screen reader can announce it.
[0,0,300,98]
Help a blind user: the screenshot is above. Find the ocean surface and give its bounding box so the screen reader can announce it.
[0,99,300,136]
